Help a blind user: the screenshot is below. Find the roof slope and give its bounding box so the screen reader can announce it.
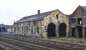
[80,6,86,11]
[15,9,65,23]
[15,11,52,23]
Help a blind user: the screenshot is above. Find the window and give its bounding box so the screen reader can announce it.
[77,18,82,24]
[56,14,59,19]
[37,26,39,33]
[31,25,34,34]
[71,18,76,23]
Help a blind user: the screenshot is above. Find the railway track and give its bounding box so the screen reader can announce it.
[0,41,22,50]
[0,37,59,50]
[0,34,85,50]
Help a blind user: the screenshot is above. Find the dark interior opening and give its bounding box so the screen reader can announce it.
[71,28,76,37]
[85,27,86,38]
[59,23,66,37]
[77,26,82,38]
[47,23,56,38]
[77,18,82,24]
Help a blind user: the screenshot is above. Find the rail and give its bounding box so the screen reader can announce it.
[0,34,85,50]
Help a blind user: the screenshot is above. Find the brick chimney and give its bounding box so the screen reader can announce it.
[37,10,40,15]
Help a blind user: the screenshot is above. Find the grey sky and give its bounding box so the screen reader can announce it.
[0,0,85,25]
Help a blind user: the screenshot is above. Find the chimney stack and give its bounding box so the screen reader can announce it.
[37,10,40,15]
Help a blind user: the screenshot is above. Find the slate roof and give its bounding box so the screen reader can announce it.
[15,13,50,23]
[80,6,86,11]
[15,8,68,24]
[15,10,58,23]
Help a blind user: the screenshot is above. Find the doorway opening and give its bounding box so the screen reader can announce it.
[85,27,86,38]
[59,23,66,37]
[77,26,82,38]
[71,28,76,37]
[47,23,56,38]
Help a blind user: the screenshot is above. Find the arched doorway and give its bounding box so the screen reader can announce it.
[59,23,66,37]
[47,23,56,38]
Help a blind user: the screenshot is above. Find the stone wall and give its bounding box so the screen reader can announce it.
[42,9,69,38]
[14,9,69,39]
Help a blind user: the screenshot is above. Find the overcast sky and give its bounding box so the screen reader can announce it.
[0,0,86,25]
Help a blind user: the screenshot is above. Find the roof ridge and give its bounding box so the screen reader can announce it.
[15,9,66,23]
[19,10,55,20]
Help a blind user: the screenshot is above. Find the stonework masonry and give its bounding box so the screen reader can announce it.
[13,6,86,39]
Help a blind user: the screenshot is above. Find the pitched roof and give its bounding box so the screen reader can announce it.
[15,12,50,23]
[15,9,60,23]
[80,6,86,11]
[15,9,67,23]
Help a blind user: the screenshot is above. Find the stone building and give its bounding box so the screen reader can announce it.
[69,6,86,39]
[14,9,69,38]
